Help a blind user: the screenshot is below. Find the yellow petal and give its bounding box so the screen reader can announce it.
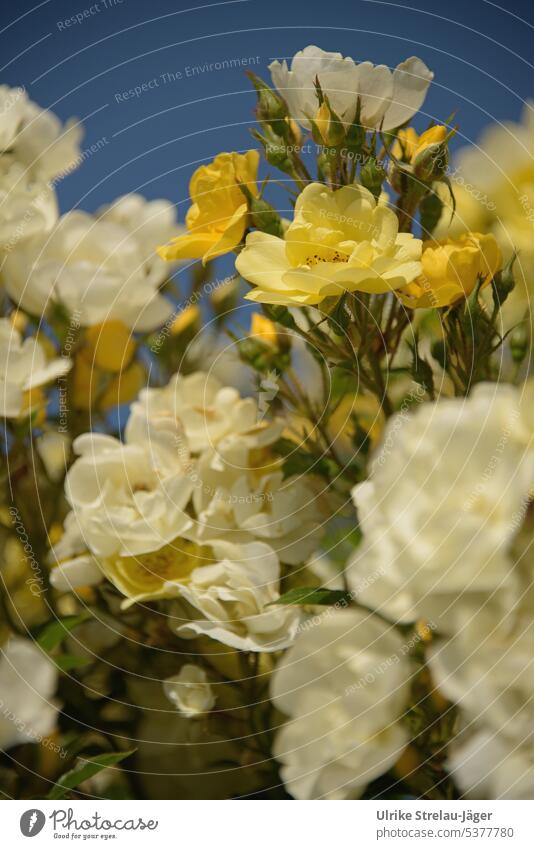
[84,320,135,373]
[157,231,220,261]
[202,203,248,264]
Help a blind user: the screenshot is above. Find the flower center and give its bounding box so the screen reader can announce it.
[305,249,349,267]
[108,540,213,596]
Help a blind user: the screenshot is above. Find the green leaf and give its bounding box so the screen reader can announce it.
[37,614,90,652]
[47,750,136,800]
[274,437,333,480]
[54,654,92,672]
[273,587,352,606]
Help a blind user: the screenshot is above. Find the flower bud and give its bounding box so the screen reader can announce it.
[391,127,419,162]
[164,665,216,718]
[491,252,516,311]
[251,126,293,174]
[312,96,345,147]
[247,71,288,133]
[412,126,450,182]
[360,157,386,201]
[239,184,284,237]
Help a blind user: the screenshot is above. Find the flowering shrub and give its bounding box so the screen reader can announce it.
[0,46,533,802]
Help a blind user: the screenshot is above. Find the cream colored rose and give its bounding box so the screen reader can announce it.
[271,609,411,799]
[0,637,59,750]
[0,318,71,419]
[0,84,82,180]
[347,382,534,629]
[63,418,194,559]
[0,161,58,251]
[193,449,327,565]
[171,541,301,652]
[128,370,282,455]
[3,207,174,330]
[447,730,534,800]
[269,46,433,132]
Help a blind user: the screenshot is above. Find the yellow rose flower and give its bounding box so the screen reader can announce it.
[398,232,502,309]
[250,313,279,347]
[72,354,144,410]
[98,362,145,410]
[100,539,213,608]
[236,182,422,306]
[158,151,260,265]
[171,304,200,337]
[83,320,135,373]
[20,386,47,426]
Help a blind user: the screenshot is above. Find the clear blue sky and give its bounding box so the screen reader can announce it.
[2,0,533,219]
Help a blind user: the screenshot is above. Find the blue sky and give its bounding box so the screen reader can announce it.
[2,0,533,219]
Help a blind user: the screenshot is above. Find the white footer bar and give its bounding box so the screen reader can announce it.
[3,799,532,848]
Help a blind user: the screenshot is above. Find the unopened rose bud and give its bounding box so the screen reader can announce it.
[312,96,345,147]
[360,157,386,200]
[164,665,216,718]
[240,184,284,237]
[391,127,419,162]
[491,252,516,310]
[251,126,293,174]
[412,125,450,182]
[247,71,288,133]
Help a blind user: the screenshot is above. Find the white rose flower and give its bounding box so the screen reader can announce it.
[193,449,327,565]
[50,552,104,592]
[269,45,433,131]
[0,86,28,151]
[171,540,301,652]
[49,511,104,593]
[62,417,194,559]
[429,595,534,756]
[129,370,283,455]
[271,609,412,799]
[0,160,58,251]
[0,637,59,750]
[347,382,534,628]
[97,193,183,284]
[0,317,71,418]
[36,432,71,482]
[447,729,534,800]
[163,664,216,717]
[3,208,174,330]
[0,84,82,181]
